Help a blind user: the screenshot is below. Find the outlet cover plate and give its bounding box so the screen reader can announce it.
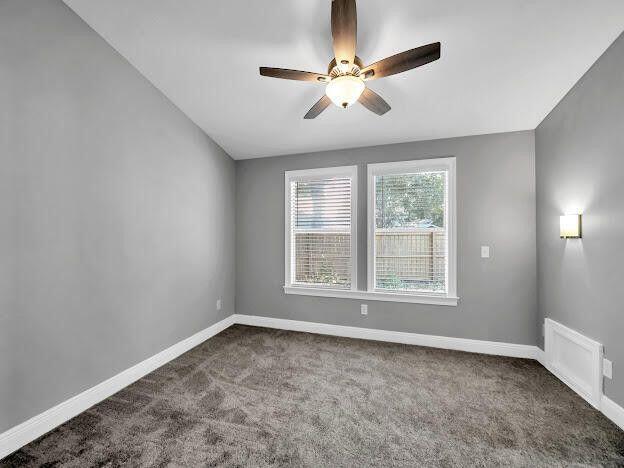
[603,358,613,379]
[481,246,490,258]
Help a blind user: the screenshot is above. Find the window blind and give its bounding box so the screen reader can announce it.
[374,171,447,293]
[290,177,352,289]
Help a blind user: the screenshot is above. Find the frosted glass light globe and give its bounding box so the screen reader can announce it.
[325,75,365,108]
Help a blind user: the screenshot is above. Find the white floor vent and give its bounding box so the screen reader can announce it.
[544,318,603,408]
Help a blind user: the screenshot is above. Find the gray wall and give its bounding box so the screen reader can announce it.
[0,0,235,432]
[536,33,624,405]
[237,131,537,345]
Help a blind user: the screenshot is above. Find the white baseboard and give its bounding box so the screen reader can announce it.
[231,314,541,359]
[601,396,624,431]
[0,315,235,460]
[535,347,546,367]
[3,313,622,460]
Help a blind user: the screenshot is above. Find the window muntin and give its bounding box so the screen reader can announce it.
[285,167,357,290]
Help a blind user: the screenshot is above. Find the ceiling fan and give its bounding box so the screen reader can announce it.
[259,0,441,119]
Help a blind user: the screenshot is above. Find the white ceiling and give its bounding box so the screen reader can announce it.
[64,0,624,159]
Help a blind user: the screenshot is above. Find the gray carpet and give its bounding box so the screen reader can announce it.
[2,325,624,467]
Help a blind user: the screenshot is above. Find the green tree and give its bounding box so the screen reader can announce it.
[376,172,445,228]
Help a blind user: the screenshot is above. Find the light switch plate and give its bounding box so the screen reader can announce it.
[360,304,368,316]
[603,358,613,379]
[216,299,222,311]
[481,246,490,258]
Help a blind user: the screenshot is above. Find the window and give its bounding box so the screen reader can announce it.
[284,166,357,290]
[368,158,456,299]
[284,158,456,306]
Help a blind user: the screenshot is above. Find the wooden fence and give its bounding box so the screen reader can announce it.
[374,229,446,288]
[294,229,445,288]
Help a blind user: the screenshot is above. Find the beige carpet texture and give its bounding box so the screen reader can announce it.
[2,325,624,467]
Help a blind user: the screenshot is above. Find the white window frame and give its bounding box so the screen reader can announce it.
[367,157,457,303]
[283,159,458,306]
[284,165,358,291]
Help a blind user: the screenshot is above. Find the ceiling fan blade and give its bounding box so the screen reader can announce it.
[359,88,391,116]
[304,95,332,119]
[361,42,441,80]
[331,0,357,67]
[259,67,329,83]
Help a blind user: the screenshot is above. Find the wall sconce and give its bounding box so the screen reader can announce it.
[560,214,582,239]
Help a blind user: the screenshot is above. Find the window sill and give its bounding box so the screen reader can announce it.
[283,286,459,306]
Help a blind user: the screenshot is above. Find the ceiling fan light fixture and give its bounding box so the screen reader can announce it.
[325,75,365,108]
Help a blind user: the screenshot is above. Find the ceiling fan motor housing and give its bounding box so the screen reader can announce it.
[328,56,364,77]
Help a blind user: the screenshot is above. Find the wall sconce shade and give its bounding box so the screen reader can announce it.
[560,214,582,238]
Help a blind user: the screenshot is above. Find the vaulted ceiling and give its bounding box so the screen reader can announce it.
[64,0,624,159]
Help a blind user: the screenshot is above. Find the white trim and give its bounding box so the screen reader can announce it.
[601,396,624,431]
[5,313,622,460]
[350,167,358,291]
[447,158,457,298]
[232,314,538,359]
[367,157,457,300]
[366,158,457,175]
[367,165,374,291]
[544,318,603,408]
[0,315,235,460]
[284,165,358,291]
[283,285,458,306]
[535,347,546,368]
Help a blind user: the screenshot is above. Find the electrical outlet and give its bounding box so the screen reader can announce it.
[603,358,613,379]
[481,246,490,258]
[360,304,368,316]
[216,299,222,311]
